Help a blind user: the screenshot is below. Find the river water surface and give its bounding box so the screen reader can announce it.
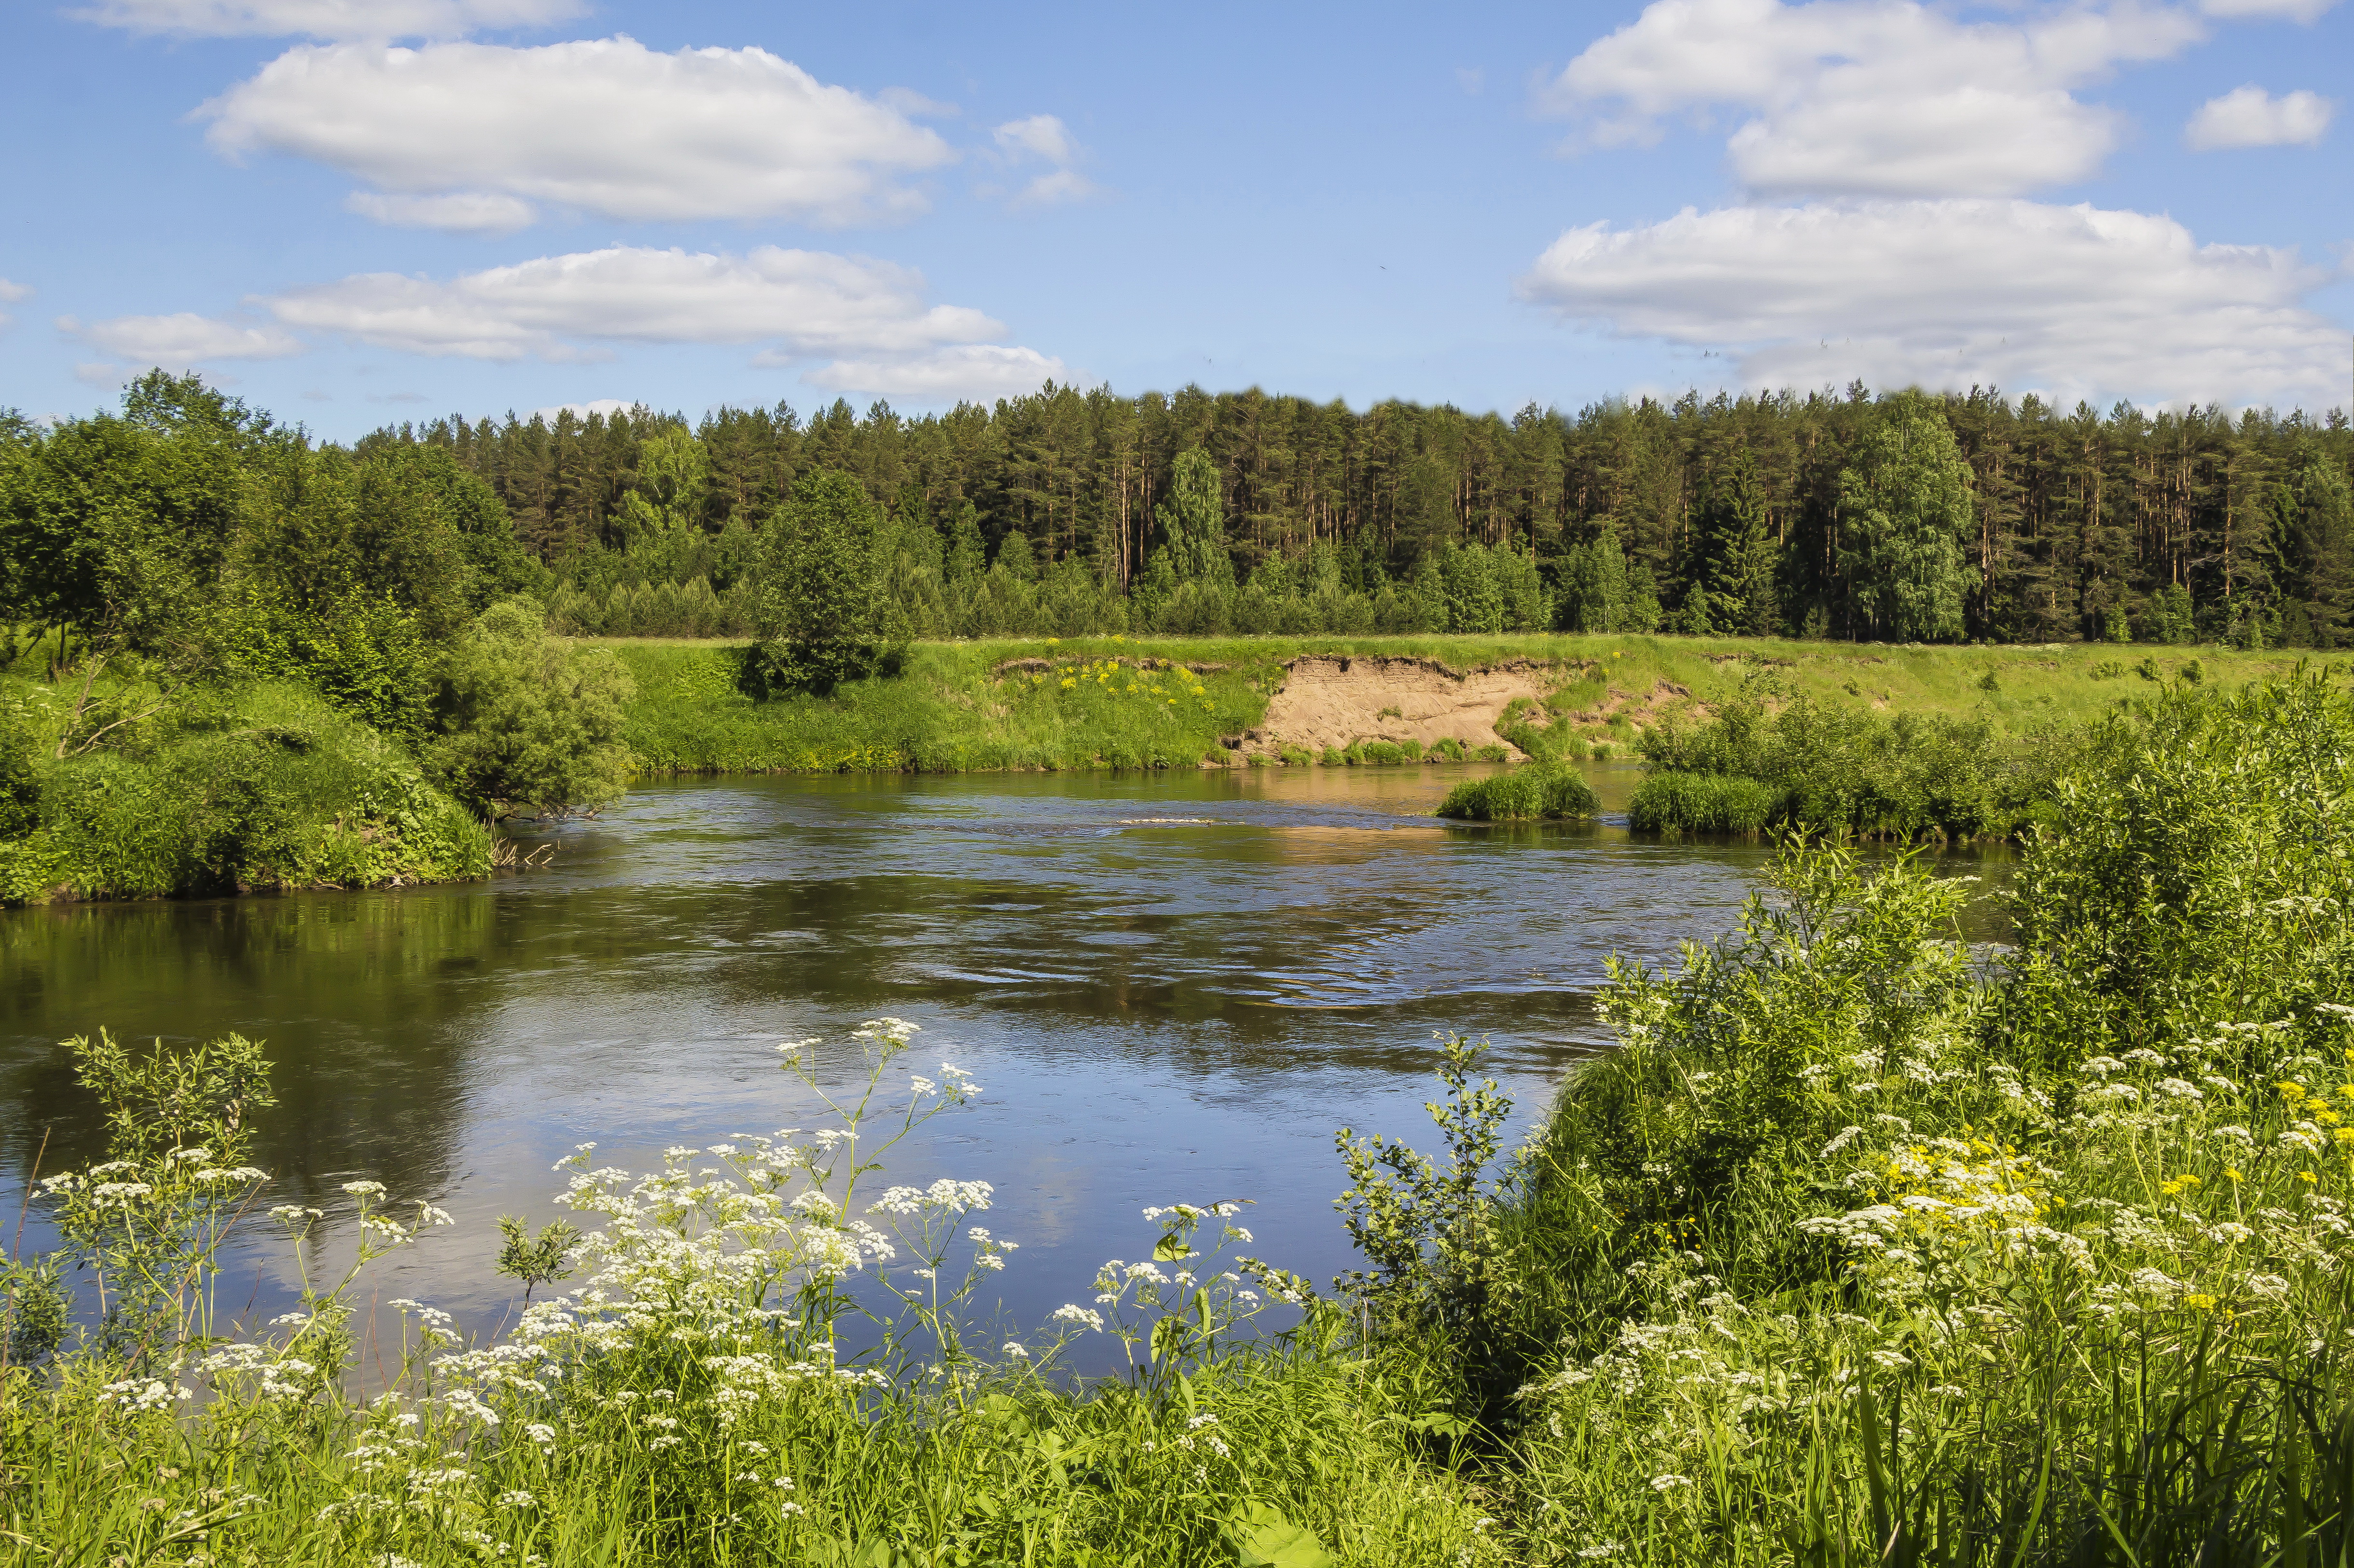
[0,765,1987,1360]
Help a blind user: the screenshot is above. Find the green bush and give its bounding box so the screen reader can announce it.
[1636,693,2065,839]
[1625,770,1783,834]
[1435,763,1600,821]
[13,683,489,901]
[425,599,635,817]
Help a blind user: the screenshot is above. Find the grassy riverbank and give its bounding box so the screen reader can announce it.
[0,677,490,906]
[8,669,2353,1564]
[605,633,2321,776]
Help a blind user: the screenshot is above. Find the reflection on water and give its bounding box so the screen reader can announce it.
[0,764,2003,1357]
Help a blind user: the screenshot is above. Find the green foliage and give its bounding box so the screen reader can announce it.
[756,470,904,693]
[5,681,491,903]
[1836,395,1980,642]
[0,687,38,838]
[1704,450,1783,636]
[0,407,243,661]
[68,1025,277,1162]
[494,1215,581,1304]
[1434,764,1599,821]
[425,599,635,817]
[1626,770,1782,833]
[1637,692,2063,839]
[1334,1035,1522,1412]
[1490,670,2354,1563]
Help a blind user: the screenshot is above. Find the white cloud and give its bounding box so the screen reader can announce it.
[343,191,537,234]
[2185,84,2336,147]
[986,113,1100,207]
[201,38,957,227]
[61,310,306,364]
[799,345,1075,402]
[1518,198,2347,408]
[259,244,1058,399]
[0,279,29,303]
[994,114,1078,165]
[70,0,581,40]
[1548,0,2206,196]
[2200,0,2339,20]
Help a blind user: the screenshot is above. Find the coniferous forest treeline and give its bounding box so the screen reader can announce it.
[372,380,2354,648]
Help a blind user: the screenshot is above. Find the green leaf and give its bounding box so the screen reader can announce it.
[1221,1501,1334,1568]
[1149,1315,1186,1365]
[1152,1230,1191,1263]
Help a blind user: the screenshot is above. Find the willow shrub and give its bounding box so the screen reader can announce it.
[0,1020,1506,1568]
[1436,765,1600,822]
[1636,693,2071,839]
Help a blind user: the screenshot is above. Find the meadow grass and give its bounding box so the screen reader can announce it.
[600,634,2332,778]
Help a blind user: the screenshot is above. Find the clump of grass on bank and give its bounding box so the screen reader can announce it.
[1623,770,1782,834]
[0,677,489,905]
[1436,764,1600,822]
[601,632,2327,779]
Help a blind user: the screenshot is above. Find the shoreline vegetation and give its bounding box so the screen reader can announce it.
[5,372,2350,903]
[5,669,2352,1564]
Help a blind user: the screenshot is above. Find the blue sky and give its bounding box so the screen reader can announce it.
[1,0,2348,438]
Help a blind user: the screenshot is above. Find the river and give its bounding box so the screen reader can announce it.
[0,764,1998,1364]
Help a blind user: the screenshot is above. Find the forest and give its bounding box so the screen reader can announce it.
[380,378,2354,648]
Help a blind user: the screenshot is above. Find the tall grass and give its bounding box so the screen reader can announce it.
[1436,766,1601,822]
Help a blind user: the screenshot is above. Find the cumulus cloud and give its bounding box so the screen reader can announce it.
[987,113,1100,207]
[252,244,1062,399]
[1518,199,2347,408]
[2185,84,2336,147]
[799,345,1073,400]
[70,0,581,39]
[201,38,957,227]
[0,276,26,331]
[1547,0,2206,196]
[265,245,1000,359]
[61,310,306,365]
[343,191,537,234]
[994,114,1079,165]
